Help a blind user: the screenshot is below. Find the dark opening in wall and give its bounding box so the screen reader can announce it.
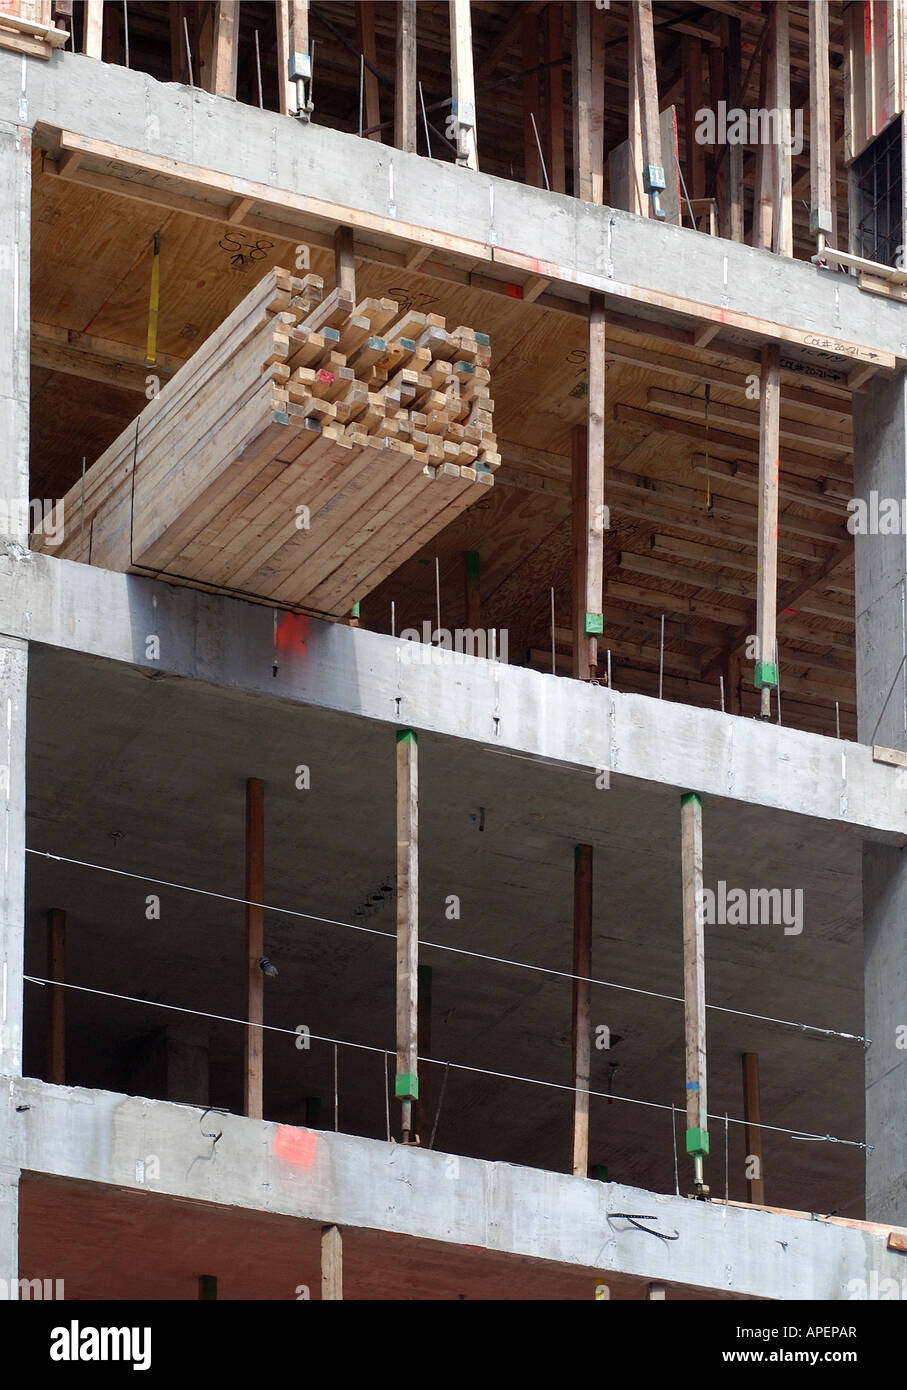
[851,114,903,267]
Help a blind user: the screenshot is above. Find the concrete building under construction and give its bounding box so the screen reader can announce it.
[0,0,906,1302]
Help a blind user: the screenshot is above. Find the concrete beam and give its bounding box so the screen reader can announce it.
[1,50,905,363]
[2,554,906,840]
[3,1075,905,1301]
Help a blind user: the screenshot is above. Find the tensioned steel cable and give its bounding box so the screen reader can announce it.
[22,975,867,1150]
[25,849,868,1044]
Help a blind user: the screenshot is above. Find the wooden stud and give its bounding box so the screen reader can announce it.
[632,0,664,219]
[724,16,744,242]
[83,0,103,58]
[356,1,381,140]
[277,1,309,118]
[244,778,265,1120]
[334,226,356,301]
[211,1,239,98]
[415,963,433,1146]
[626,7,646,215]
[742,1052,766,1205]
[396,730,418,1143]
[755,343,781,718]
[809,0,833,245]
[395,0,417,154]
[321,1224,343,1300]
[546,2,566,194]
[46,908,65,1086]
[772,2,793,256]
[579,292,606,679]
[449,0,478,170]
[647,1282,667,1300]
[681,792,708,1191]
[572,0,605,203]
[464,548,480,639]
[571,845,592,1177]
[522,7,541,186]
[683,36,705,203]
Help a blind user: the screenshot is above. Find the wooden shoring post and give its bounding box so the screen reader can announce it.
[571,845,593,1177]
[742,1052,766,1205]
[395,730,419,1143]
[463,547,477,650]
[752,16,774,249]
[708,40,725,235]
[333,225,356,301]
[648,1283,667,1300]
[450,0,478,170]
[277,1,311,119]
[627,5,645,216]
[723,15,744,242]
[583,293,605,678]
[46,908,65,1085]
[546,2,566,193]
[683,36,705,205]
[632,0,665,219]
[755,343,781,718]
[809,0,833,252]
[522,6,541,186]
[321,1224,343,1300]
[772,1,793,257]
[356,1,381,140]
[681,791,708,1196]
[572,0,605,203]
[415,963,433,1145]
[169,2,187,83]
[84,0,103,58]
[395,0,417,153]
[210,1,240,98]
[244,778,265,1120]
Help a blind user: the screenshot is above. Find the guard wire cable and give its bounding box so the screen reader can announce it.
[25,849,868,1045]
[22,975,867,1150]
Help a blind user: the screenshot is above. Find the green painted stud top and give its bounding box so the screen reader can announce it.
[465,550,480,581]
[681,792,702,809]
[350,601,360,618]
[396,729,417,744]
[753,660,779,690]
[585,612,604,635]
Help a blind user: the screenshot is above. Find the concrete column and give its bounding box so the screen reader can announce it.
[853,374,907,1223]
[0,118,31,1083]
[0,1164,19,1296]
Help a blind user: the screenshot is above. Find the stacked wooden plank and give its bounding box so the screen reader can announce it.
[35,267,499,617]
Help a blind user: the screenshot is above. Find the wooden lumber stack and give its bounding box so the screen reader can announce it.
[35,267,499,617]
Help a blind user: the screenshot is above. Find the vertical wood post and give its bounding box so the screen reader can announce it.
[571,844,593,1177]
[681,792,708,1193]
[395,730,419,1142]
[571,425,588,677]
[546,2,566,193]
[755,343,781,718]
[809,0,833,249]
[683,36,705,202]
[772,1,793,256]
[450,0,478,169]
[572,1,605,203]
[84,0,103,57]
[742,1052,766,1204]
[277,1,310,117]
[210,1,239,97]
[244,778,265,1120]
[523,8,541,186]
[632,0,665,219]
[573,293,606,680]
[415,963,433,1144]
[395,0,417,153]
[724,16,744,242]
[357,1,381,139]
[46,908,65,1086]
[321,1224,343,1300]
[334,225,356,301]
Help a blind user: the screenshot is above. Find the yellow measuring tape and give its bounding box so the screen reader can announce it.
[146,230,160,365]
